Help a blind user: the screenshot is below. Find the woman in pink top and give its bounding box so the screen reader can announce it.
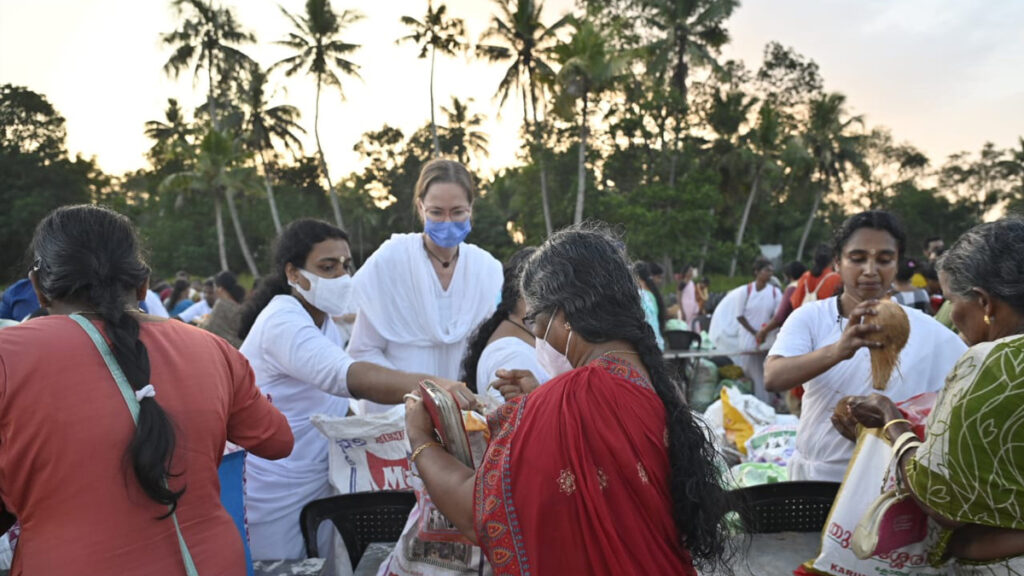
[0,205,294,576]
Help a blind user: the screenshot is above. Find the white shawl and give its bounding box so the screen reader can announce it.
[352,233,502,346]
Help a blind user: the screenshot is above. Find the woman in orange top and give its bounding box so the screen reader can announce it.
[0,205,293,576]
[791,243,842,309]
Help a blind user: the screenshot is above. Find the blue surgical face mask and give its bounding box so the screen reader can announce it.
[424,218,472,248]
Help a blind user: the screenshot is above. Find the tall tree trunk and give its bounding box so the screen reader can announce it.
[698,207,715,274]
[574,91,588,225]
[729,163,761,277]
[223,187,260,276]
[314,74,344,229]
[207,51,217,129]
[258,148,283,234]
[214,196,228,271]
[528,73,553,237]
[429,46,440,158]
[797,180,827,261]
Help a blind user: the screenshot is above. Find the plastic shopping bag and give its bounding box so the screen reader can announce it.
[376,412,493,576]
[720,386,775,455]
[803,427,950,576]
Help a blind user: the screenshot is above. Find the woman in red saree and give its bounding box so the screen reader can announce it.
[405,224,732,575]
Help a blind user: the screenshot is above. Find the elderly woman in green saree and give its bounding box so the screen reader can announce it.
[834,218,1024,574]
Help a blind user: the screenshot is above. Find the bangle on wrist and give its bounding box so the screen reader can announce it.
[410,441,443,465]
[881,418,912,442]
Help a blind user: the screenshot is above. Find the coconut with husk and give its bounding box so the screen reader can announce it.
[863,299,910,390]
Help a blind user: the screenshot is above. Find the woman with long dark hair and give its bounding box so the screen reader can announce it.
[403,224,732,575]
[237,218,474,562]
[0,205,293,575]
[459,247,549,403]
[765,210,965,482]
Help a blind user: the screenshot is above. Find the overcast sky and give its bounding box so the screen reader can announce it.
[1,0,1021,178]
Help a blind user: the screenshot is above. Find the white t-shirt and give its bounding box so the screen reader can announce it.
[476,336,551,404]
[239,294,354,559]
[768,297,966,482]
[177,299,211,323]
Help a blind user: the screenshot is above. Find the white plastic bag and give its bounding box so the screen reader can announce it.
[805,428,950,576]
[743,424,797,466]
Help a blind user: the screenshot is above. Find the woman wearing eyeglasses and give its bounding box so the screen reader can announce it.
[348,159,503,414]
[236,218,473,562]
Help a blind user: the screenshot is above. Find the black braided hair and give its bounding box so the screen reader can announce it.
[238,218,348,339]
[32,205,183,516]
[460,247,537,393]
[520,223,732,572]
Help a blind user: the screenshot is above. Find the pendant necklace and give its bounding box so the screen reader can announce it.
[423,240,459,269]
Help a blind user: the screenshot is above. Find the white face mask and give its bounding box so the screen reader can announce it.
[535,313,574,376]
[289,268,353,317]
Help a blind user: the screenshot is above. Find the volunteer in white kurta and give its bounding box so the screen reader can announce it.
[765,211,965,482]
[237,218,472,562]
[459,248,550,404]
[731,257,781,401]
[349,159,503,414]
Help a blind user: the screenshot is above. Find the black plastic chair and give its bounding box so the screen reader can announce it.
[728,481,840,533]
[665,329,701,351]
[299,491,416,567]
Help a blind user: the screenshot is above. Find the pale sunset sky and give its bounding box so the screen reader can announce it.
[1,0,1022,179]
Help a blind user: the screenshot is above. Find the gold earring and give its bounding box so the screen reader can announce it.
[564,322,571,331]
[983,315,991,326]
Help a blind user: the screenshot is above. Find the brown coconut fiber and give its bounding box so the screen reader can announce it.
[863,299,910,390]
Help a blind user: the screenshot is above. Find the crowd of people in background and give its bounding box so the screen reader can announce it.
[0,157,1021,574]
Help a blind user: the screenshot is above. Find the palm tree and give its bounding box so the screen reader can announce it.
[439,97,489,165]
[477,0,569,236]
[397,1,466,158]
[796,92,867,260]
[161,0,255,129]
[553,18,624,224]
[641,0,738,184]
[275,0,363,229]
[144,98,195,168]
[241,65,306,233]
[161,128,262,275]
[730,101,787,277]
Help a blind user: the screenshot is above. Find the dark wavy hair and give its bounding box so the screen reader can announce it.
[460,247,536,393]
[809,243,833,277]
[833,210,907,260]
[783,260,807,282]
[214,270,245,303]
[634,261,668,332]
[520,223,732,572]
[238,218,349,339]
[166,278,191,311]
[32,205,183,516]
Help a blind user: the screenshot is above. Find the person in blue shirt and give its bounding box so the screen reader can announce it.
[0,278,41,320]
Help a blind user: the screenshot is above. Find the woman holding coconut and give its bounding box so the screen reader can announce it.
[833,218,1024,572]
[764,210,965,482]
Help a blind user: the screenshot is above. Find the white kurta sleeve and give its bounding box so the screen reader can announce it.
[263,311,355,398]
[347,312,398,370]
[177,300,209,323]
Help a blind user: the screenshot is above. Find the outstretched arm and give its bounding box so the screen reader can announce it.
[404,396,479,542]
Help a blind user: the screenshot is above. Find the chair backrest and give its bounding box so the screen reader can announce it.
[728,481,840,533]
[664,329,701,351]
[300,491,416,567]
